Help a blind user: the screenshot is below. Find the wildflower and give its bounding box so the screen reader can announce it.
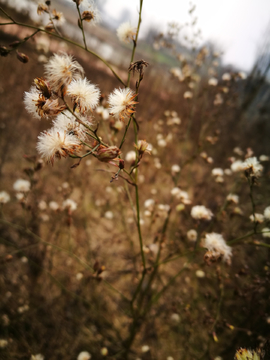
[187,229,197,242]
[170,313,180,323]
[38,200,47,210]
[53,112,91,140]
[37,3,48,15]
[77,351,91,360]
[191,205,213,220]
[104,211,113,220]
[96,145,121,163]
[142,345,150,353]
[51,9,65,26]
[100,347,108,356]
[231,160,244,172]
[128,59,149,78]
[233,146,244,156]
[0,191,10,204]
[170,67,184,81]
[30,355,44,360]
[117,22,136,43]
[226,193,239,204]
[249,213,264,223]
[212,168,224,177]
[213,93,223,106]
[208,77,218,86]
[44,53,84,94]
[224,169,232,176]
[238,71,247,79]
[207,157,214,164]
[157,138,167,147]
[13,179,31,192]
[222,72,231,81]
[144,199,155,211]
[81,3,101,25]
[242,157,263,177]
[16,193,25,201]
[234,348,261,360]
[264,206,270,220]
[262,227,270,238]
[196,270,205,278]
[24,87,66,119]
[37,128,82,164]
[67,78,100,114]
[125,150,136,163]
[62,199,77,212]
[108,88,138,121]
[149,243,159,255]
[259,155,269,162]
[135,140,151,155]
[34,77,51,98]
[0,339,8,348]
[203,233,232,264]
[76,272,83,281]
[171,164,181,174]
[183,91,193,99]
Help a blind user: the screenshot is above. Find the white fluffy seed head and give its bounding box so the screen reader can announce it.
[77,351,91,360]
[67,78,100,114]
[242,157,263,177]
[13,179,31,192]
[249,213,264,223]
[187,229,197,242]
[264,206,270,220]
[191,205,213,220]
[226,193,239,204]
[117,22,136,43]
[108,88,137,121]
[53,111,92,140]
[0,191,10,204]
[24,87,44,119]
[211,168,224,177]
[44,53,84,93]
[37,128,82,164]
[62,199,77,212]
[203,233,232,263]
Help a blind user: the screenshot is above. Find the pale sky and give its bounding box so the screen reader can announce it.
[102,0,270,70]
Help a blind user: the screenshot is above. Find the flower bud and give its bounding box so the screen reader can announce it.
[96,146,121,162]
[82,11,94,22]
[135,140,151,155]
[34,77,51,98]
[16,51,29,63]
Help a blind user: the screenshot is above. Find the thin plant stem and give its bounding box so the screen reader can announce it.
[0,7,126,86]
[76,3,88,50]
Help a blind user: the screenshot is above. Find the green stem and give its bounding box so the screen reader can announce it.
[76,3,88,50]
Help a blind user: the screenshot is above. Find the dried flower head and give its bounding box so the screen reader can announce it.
[37,3,48,15]
[187,229,197,242]
[212,168,224,177]
[262,227,270,238]
[49,201,59,211]
[53,112,92,140]
[135,140,151,155]
[77,351,92,360]
[51,9,65,26]
[81,3,101,25]
[62,198,77,212]
[96,145,121,163]
[222,72,231,81]
[37,128,82,164]
[234,348,261,360]
[44,53,84,93]
[264,206,270,220]
[24,86,66,119]
[208,77,218,86]
[242,157,263,178]
[226,193,239,204]
[249,213,264,223]
[67,78,100,114]
[0,191,10,204]
[125,150,136,163]
[183,91,193,99]
[191,205,213,220]
[13,179,31,192]
[203,233,232,264]
[117,22,136,43]
[128,59,149,78]
[231,160,244,172]
[171,164,181,173]
[108,88,138,121]
[30,354,44,360]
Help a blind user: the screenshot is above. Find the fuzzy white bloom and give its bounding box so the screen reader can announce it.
[125,150,136,163]
[62,199,77,212]
[104,211,114,220]
[0,191,10,204]
[242,157,263,177]
[100,348,108,356]
[226,193,239,204]
[215,175,224,183]
[171,188,190,204]
[259,155,269,162]
[77,351,91,360]
[38,200,47,210]
[16,193,24,201]
[158,204,170,212]
[53,112,91,141]
[208,77,218,86]
[44,53,84,93]
[157,138,167,147]
[222,73,231,81]
[67,78,100,114]
[13,179,31,192]
[117,22,136,43]
[187,229,197,242]
[262,227,270,238]
[30,355,44,360]
[212,168,224,177]
[264,206,270,220]
[0,339,8,348]
[238,71,247,79]
[196,270,205,278]
[191,205,213,220]
[224,169,232,176]
[231,160,244,172]
[171,313,180,323]
[171,164,181,173]
[37,128,82,164]
[144,199,155,211]
[170,67,184,81]
[108,88,137,121]
[183,91,193,99]
[142,345,150,353]
[24,87,44,120]
[204,233,232,263]
[249,213,264,223]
